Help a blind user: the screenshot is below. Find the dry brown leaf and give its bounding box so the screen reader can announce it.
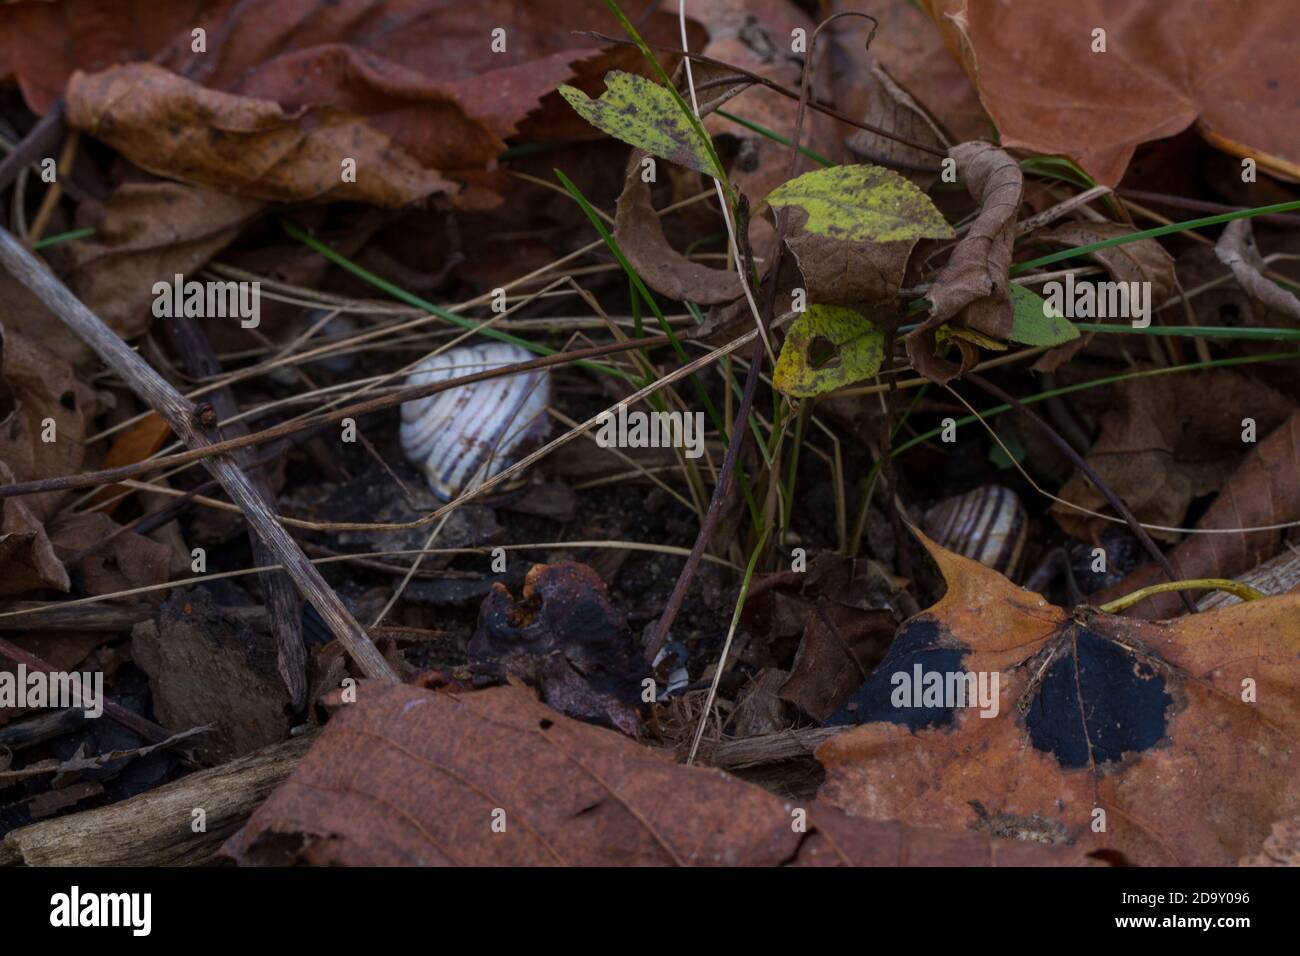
[48,512,182,599]
[85,413,174,515]
[64,182,266,338]
[783,228,915,308]
[729,667,791,738]
[23,2,701,207]
[223,679,1093,865]
[742,554,900,722]
[1215,218,1300,324]
[906,141,1021,383]
[66,64,454,206]
[844,63,949,186]
[0,323,94,522]
[829,0,989,147]
[1052,371,1294,543]
[1098,410,1300,619]
[0,461,68,596]
[0,0,230,114]
[613,150,744,306]
[817,528,1300,866]
[0,273,93,369]
[779,600,896,724]
[1039,221,1178,308]
[131,590,291,764]
[920,0,1300,185]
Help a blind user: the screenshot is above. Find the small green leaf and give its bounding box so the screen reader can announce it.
[773,304,885,397]
[559,72,723,179]
[988,430,1027,470]
[1010,284,1081,346]
[766,165,954,243]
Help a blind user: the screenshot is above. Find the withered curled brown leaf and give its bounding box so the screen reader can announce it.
[906,141,1021,383]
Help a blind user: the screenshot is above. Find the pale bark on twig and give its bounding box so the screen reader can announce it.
[0,228,397,683]
[0,734,313,866]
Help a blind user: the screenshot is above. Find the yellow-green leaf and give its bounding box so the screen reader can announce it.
[1010,284,1080,346]
[774,305,885,397]
[766,165,953,243]
[559,72,722,179]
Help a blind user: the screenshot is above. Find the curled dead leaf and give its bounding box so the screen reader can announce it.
[613,150,744,306]
[906,141,1020,382]
[1215,218,1300,324]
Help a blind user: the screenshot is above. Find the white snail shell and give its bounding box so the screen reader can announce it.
[399,342,551,501]
[922,484,1027,578]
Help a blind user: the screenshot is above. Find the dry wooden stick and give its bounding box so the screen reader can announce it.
[0,733,314,866]
[0,227,398,683]
[168,315,307,709]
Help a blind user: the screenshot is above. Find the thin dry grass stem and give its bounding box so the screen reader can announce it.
[677,0,774,365]
[71,273,581,514]
[547,407,698,514]
[0,540,742,623]
[833,346,1049,397]
[557,275,715,498]
[91,189,721,448]
[48,333,758,535]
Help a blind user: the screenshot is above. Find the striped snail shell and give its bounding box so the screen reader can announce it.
[922,485,1027,578]
[399,342,551,502]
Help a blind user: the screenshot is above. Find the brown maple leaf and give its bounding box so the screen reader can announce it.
[224,679,1097,866]
[817,528,1300,866]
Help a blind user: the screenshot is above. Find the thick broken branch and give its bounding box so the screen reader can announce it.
[0,734,313,866]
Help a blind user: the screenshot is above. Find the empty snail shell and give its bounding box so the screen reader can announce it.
[922,485,1027,578]
[399,342,551,501]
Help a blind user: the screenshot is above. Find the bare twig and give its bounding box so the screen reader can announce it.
[0,636,170,743]
[0,103,64,195]
[0,227,399,681]
[167,315,307,709]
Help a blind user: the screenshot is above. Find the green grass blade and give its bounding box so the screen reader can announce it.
[1011,199,1300,275]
